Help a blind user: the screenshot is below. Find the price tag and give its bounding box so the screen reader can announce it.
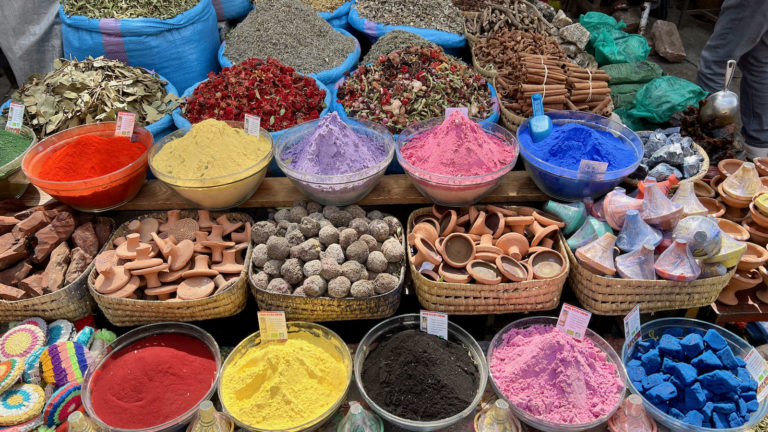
[556,303,591,340]
[744,348,768,401]
[445,107,468,118]
[257,311,288,342]
[115,112,136,138]
[420,310,448,340]
[623,305,641,351]
[5,102,24,133]
[578,160,608,181]
[244,114,261,136]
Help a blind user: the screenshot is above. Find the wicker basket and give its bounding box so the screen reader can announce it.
[0,218,113,323]
[624,143,710,188]
[565,244,735,315]
[471,47,497,80]
[249,235,406,322]
[88,211,252,326]
[409,206,567,314]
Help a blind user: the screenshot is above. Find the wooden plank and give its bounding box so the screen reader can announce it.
[20,172,548,210]
[710,288,768,325]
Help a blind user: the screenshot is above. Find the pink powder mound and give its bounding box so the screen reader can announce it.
[401,112,515,177]
[490,325,624,425]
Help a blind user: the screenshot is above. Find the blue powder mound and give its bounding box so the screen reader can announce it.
[520,123,637,171]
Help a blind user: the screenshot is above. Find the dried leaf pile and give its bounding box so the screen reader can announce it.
[7,57,182,138]
[60,0,199,19]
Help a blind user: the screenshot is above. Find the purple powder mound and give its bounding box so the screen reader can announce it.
[283,112,389,175]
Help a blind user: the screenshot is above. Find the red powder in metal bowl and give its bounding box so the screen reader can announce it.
[88,333,217,429]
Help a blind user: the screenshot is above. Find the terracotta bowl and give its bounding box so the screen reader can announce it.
[442,233,476,268]
[743,217,768,245]
[466,260,503,285]
[718,269,761,305]
[529,250,566,279]
[755,158,768,176]
[710,175,725,192]
[700,198,726,218]
[495,255,528,282]
[717,218,750,242]
[737,241,768,271]
[438,262,472,284]
[718,158,744,177]
[718,184,751,209]
[409,222,439,246]
[749,202,768,229]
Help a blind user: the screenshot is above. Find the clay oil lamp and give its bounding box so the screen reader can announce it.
[419,268,440,281]
[737,242,768,271]
[412,235,443,268]
[743,216,768,245]
[672,216,722,259]
[441,233,476,268]
[699,198,726,218]
[495,255,528,282]
[475,234,502,262]
[655,239,701,281]
[603,187,643,230]
[469,211,494,237]
[575,233,617,276]
[529,220,558,248]
[542,201,586,235]
[723,162,762,201]
[615,242,656,280]
[757,266,768,304]
[717,269,761,305]
[505,216,535,234]
[485,211,505,238]
[567,216,614,251]
[531,211,564,228]
[466,260,503,285]
[432,204,451,219]
[438,263,472,284]
[717,218,750,242]
[717,159,744,177]
[671,181,709,217]
[486,205,518,217]
[640,182,683,230]
[409,222,439,246]
[413,213,440,229]
[703,232,746,269]
[616,210,661,253]
[496,233,528,260]
[529,249,566,279]
[177,276,216,300]
[94,265,131,294]
[439,210,459,236]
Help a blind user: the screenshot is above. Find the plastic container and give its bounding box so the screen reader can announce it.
[517,111,644,202]
[0,117,37,199]
[396,118,518,207]
[621,318,768,432]
[82,322,221,432]
[149,120,273,210]
[354,314,489,431]
[487,316,627,432]
[275,117,394,206]
[218,322,352,432]
[22,122,152,212]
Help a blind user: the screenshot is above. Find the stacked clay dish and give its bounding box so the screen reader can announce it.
[89,210,250,301]
[249,201,405,299]
[408,205,567,285]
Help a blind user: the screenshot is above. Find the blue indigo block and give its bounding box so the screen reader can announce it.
[641,349,662,374]
[642,373,668,391]
[738,398,748,417]
[728,412,744,427]
[665,328,685,337]
[628,366,646,383]
[713,412,730,429]
[717,346,740,370]
[704,329,728,351]
[682,410,704,427]
[636,340,653,355]
[647,382,678,404]
[737,367,759,392]
[747,400,759,412]
[680,333,705,359]
[692,350,723,373]
[684,382,707,411]
[628,359,642,369]
[700,370,741,394]
[659,334,685,360]
[669,408,684,420]
[714,392,739,402]
[662,357,678,374]
[671,362,698,386]
[712,402,736,414]
[743,392,757,401]
[703,402,715,417]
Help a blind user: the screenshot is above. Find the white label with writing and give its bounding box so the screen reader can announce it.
[258,311,288,342]
[624,305,641,351]
[445,107,469,118]
[244,114,261,136]
[5,102,24,132]
[556,303,592,340]
[115,111,136,137]
[578,160,609,180]
[745,348,768,401]
[420,310,448,340]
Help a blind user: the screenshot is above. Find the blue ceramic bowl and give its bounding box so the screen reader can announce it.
[517,111,643,202]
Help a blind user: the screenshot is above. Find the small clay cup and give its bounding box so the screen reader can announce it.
[409,222,439,246]
[718,269,761,305]
[531,211,565,228]
[442,233,476,268]
[412,235,443,268]
[717,218,750,242]
[718,158,745,177]
[438,263,472,284]
[439,210,458,236]
[466,260,503,285]
[495,255,528,282]
[485,211,505,239]
[529,249,566,280]
[419,268,441,281]
[432,204,450,219]
[699,198,726,218]
[737,242,768,271]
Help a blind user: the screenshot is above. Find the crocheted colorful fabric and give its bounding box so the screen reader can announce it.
[43,383,81,427]
[0,360,22,396]
[21,348,44,385]
[45,321,74,346]
[0,384,45,426]
[0,415,42,432]
[40,342,92,388]
[73,328,94,350]
[0,325,45,361]
[16,319,46,338]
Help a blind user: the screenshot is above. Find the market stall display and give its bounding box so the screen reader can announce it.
[0,120,37,200]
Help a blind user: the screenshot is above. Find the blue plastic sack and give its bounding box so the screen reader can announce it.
[218,27,361,87]
[321,1,352,29]
[211,0,252,21]
[60,0,220,94]
[347,4,466,53]
[174,77,334,176]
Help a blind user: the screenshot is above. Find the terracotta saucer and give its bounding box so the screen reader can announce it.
[737,242,768,271]
[467,260,503,285]
[718,159,744,177]
[529,250,566,279]
[177,276,215,300]
[716,218,750,242]
[743,216,768,245]
[442,233,475,268]
[438,263,472,284]
[495,255,527,282]
[699,198,726,218]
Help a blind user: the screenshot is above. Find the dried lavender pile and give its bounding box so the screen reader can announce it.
[356,0,464,34]
[225,0,355,74]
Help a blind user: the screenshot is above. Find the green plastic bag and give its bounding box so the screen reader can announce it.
[627,76,708,124]
[593,30,650,65]
[580,12,625,45]
[610,83,644,94]
[603,61,663,84]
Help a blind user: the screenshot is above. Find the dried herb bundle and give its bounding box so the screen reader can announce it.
[8,57,181,138]
[60,0,199,19]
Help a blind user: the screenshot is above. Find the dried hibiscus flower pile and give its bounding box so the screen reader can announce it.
[183,58,326,132]
[336,45,495,133]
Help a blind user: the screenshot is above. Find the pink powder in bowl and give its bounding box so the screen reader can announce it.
[489,324,624,426]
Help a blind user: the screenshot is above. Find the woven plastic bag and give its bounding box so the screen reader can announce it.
[627,76,708,124]
[211,0,252,21]
[592,30,650,65]
[60,0,220,93]
[602,61,663,84]
[218,27,361,86]
[321,1,353,29]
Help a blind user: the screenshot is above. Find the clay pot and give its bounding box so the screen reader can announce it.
[755,158,768,176]
[542,201,586,235]
[655,239,701,282]
[477,235,502,254]
[505,216,535,235]
[718,184,751,209]
[718,269,761,305]
[670,180,715,199]
[466,260,503,285]
[531,211,565,229]
[749,202,768,229]
[615,242,656,280]
[722,162,762,201]
[717,218,750,242]
[699,198,726,218]
[737,242,768,271]
[743,217,768,245]
[575,233,617,276]
[442,233,476,268]
[529,221,558,248]
[439,210,458,236]
[438,263,472,284]
[410,222,439,246]
[432,204,450,219]
[485,212,505,239]
[641,182,683,230]
[718,159,744,177]
[756,266,768,304]
[496,233,529,260]
[419,268,440,281]
[529,249,566,279]
[495,255,528,282]
[412,235,443,268]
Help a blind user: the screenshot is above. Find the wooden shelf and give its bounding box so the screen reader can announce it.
[710,288,768,325]
[19,171,548,210]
